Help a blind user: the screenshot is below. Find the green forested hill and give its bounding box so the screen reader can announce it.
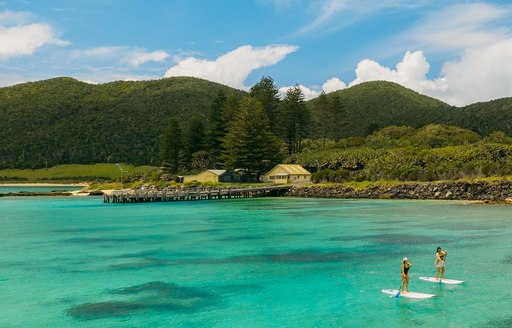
[452,98,512,135]
[1,77,512,170]
[339,81,450,130]
[307,80,512,139]
[308,81,451,138]
[0,77,245,168]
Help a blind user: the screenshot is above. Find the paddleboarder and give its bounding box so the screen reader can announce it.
[401,257,412,293]
[434,246,448,280]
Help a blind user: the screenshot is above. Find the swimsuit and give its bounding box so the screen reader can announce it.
[436,252,445,268]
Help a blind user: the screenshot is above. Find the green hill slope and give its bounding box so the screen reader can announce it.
[455,98,512,135]
[308,81,512,139]
[0,77,245,169]
[307,81,453,137]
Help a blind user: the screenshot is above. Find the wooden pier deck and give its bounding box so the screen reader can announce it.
[103,185,292,203]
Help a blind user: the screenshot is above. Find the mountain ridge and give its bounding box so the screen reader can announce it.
[1,77,512,168]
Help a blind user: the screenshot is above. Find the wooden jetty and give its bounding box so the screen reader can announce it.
[103,185,292,204]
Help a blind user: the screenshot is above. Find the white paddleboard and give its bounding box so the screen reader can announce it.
[381,289,435,299]
[419,277,464,285]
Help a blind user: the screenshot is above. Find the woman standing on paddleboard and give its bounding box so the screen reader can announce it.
[401,258,412,293]
[434,246,448,280]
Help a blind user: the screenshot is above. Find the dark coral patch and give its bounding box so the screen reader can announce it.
[473,317,512,328]
[112,281,205,296]
[501,255,512,264]
[67,301,145,320]
[68,281,219,320]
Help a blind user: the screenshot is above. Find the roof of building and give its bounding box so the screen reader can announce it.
[205,169,227,176]
[267,164,311,176]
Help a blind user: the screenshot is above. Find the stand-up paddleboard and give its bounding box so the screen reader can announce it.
[419,277,464,285]
[381,289,435,299]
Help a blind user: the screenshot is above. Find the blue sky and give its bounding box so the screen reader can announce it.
[1,0,512,106]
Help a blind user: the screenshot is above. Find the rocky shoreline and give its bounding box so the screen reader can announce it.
[286,180,512,203]
[2,180,512,203]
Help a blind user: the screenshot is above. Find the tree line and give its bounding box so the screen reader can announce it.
[287,124,512,182]
[159,77,311,176]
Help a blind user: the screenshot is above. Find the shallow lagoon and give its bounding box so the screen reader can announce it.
[0,197,511,327]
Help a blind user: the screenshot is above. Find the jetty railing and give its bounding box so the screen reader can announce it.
[103,185,292,204]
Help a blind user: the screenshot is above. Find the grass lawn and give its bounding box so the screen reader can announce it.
[0,163,156,183]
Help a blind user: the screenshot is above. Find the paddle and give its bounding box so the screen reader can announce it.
[395,280,404,298]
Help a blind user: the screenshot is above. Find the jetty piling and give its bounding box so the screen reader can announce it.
[103,185,292,203]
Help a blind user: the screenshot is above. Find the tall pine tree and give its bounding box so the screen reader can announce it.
[313,92,330,140]
[249,76,281,134]
[221,93,241,129]
[184,115,206,171]
[206,91,227,168]
[329,92,347,140]
[159,116,184,174]
[221,96,281,174]
[277,85,310,155]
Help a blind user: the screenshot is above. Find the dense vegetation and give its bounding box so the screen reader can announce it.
[2,76,512,180]
[288,125,512,182]
[0,77,245,169]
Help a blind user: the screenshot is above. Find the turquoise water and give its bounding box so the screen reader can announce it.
[0,197,511,327]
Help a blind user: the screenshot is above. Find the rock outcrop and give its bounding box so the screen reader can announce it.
[286,180,512,202]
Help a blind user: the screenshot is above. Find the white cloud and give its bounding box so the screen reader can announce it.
[403,3,512,53]
[278,78,347,100]
[335,3,512,106]
[281,51,445,102]
[0,10,68,60]
[0,10,32,25]
[72,47,169,66]
[126,50,169,66]
[322,77,346,93]
[333,44,512,106]
[164,44,298,89]
[350,51,447,96]
[279,84,321,100]
[439,38,512,106]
